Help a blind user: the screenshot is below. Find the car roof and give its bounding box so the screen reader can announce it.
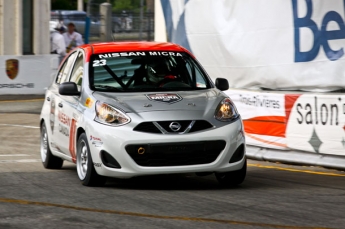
[51,10,86,15]
[79,42,194,62]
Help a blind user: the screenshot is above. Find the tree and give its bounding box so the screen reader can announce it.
[112,0,141,11]
[51,0,77,10]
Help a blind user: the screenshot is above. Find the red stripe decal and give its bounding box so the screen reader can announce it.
[69,119,77,163]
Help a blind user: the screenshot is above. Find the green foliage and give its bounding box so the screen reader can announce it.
[51,0,77,10]
[113,0,141,11]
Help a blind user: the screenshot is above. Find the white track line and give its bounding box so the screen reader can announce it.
[0,124,39,129]
[0,159,41,163]
[0,154,29,157]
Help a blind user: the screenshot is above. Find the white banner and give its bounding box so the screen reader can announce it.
[226,89,287,149]
[226,89,345,156]
[286,94,345,156]
[0,55,59,94]
[161,0,345,92]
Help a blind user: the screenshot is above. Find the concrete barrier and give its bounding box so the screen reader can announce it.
[246,145,345,170]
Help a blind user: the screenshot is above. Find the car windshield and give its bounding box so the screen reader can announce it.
[89,51,212,92]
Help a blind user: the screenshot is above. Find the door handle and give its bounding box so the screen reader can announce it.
[46,97,50,102]
[58,103,63,108]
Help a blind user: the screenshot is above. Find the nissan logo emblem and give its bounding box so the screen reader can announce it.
[169,122,181,132]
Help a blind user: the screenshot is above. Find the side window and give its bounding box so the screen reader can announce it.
[70,52,84,92]
[56,52,78,84]
[185,61,207,88]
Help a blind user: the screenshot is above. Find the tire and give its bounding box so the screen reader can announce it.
[40,122,63,169]
[76,133,107,186]
[215,159,247,187]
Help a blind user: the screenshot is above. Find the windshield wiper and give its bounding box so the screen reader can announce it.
[94,85,122,91]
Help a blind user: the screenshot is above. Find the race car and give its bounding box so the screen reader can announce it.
[40,42,246,186]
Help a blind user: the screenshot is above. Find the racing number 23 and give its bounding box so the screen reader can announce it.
[93,60,106,67]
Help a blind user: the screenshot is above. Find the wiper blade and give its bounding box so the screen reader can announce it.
[94,85,122,91]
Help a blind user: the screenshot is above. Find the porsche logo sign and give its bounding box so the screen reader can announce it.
[6,59,19,80]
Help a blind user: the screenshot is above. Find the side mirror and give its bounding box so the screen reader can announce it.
[59,82,80,96]
[215,78,229,91]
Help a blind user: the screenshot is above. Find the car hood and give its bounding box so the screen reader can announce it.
[92,89,226,113]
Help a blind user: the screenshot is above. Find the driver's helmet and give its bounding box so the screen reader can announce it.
[147,62,169,83]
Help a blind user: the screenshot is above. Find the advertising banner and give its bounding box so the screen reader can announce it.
[161,0,345,92]
[286,94,345,156]
[226,90,287,149]
[227,89,345,157]
[0,55,58,95]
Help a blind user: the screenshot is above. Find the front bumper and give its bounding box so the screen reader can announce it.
[86,118,245,178]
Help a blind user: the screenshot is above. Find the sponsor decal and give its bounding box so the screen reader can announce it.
[90,135,101,141]
[58,111,71,137]
[93,162,102,167]
[145,93,182,104]
[90,135,103,147]
[58,111,71,126]
[148,51,183,57]
[85,97,94,108]
[50,97,55,133]
[5,59,19,80]
[98,52,182,59]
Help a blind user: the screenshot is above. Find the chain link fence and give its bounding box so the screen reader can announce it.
[51,10,154,42]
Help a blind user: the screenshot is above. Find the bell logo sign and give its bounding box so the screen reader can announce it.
[292,0,345,62]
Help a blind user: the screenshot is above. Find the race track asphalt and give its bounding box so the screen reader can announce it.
[0,99,344,229]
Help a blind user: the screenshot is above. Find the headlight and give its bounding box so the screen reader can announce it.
[215,98,239,121]
[95,101,130,126]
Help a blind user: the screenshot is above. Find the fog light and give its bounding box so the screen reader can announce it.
[138,147,145,154]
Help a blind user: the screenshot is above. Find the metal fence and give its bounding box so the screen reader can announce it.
[51,11,154,42]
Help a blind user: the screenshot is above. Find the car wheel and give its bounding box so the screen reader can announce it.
[77,133,106,186]
[215,159,247,187]
[40,122,63,169]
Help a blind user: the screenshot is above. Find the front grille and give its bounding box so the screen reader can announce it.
[190,120,213,132]
[125,140,226,167]
[133,120,214,134]
[156,121,191,133]
[133,122,161,134]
